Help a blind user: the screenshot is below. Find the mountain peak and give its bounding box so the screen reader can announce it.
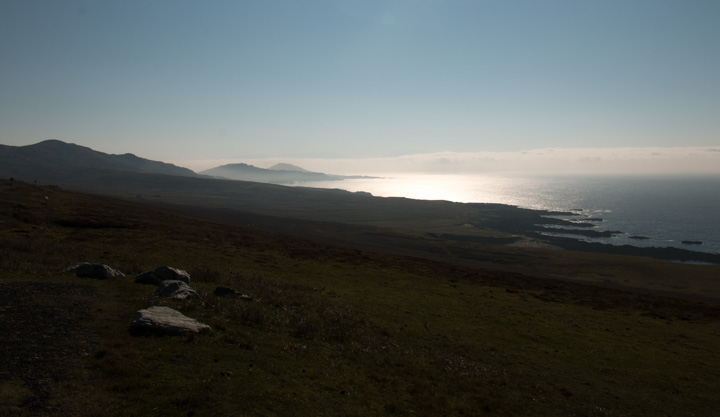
[268,163,311,173]
[31,139,89,150]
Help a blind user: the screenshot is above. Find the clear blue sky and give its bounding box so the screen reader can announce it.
[1,0,719,164]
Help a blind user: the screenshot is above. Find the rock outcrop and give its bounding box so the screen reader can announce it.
[156,280,199,300]
[131,306,210,334]
[135,266,190,285]
[67,263,124,279]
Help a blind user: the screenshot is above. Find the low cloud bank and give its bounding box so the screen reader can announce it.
[178,147,720,176]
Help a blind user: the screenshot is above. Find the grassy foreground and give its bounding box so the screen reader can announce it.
[1,179,719,416]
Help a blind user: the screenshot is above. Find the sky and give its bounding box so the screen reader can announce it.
[1,0,719,174]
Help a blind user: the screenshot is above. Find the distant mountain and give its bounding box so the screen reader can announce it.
[200,162,375,184]
[0,139,378,190]
[0,140,199,181]
[268,163,310,172]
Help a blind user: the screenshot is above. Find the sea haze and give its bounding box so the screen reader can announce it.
[294,173,720,256]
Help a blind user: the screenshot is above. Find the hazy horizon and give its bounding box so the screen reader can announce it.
[176,146,720,176]
[4,139,720,177]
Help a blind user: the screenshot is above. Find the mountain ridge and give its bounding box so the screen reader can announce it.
[0,139,377,186]
[0,140,199,179]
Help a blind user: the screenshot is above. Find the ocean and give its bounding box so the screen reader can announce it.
[294,173,720,256]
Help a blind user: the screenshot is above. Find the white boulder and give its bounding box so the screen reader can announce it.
[131,306,210,335]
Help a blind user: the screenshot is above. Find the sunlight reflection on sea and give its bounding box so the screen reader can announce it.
[294,172,720,255]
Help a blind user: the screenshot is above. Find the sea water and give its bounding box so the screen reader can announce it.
[294,173,720,255]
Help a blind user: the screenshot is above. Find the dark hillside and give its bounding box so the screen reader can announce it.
[0,140,198,178]
[1,179,719,416]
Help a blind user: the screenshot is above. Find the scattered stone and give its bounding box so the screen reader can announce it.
[66,263,124,279]
[131,306,210,335]
[135,266,190,285]
[156,280,199,300]
[213,286,253,300]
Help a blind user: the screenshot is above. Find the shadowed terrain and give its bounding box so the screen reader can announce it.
[1,179,719,416]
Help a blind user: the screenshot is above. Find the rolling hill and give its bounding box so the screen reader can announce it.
[1,179,719,416]
[0,140,199,181]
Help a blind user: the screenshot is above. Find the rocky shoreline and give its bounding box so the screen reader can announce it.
[533,233,720,264]
[426,203,719,265]
[522,210,720,264]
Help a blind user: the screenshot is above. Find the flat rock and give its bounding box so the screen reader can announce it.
[156,280,199,300]
[131,306,210,335]
[67,263,124,279]
[135,266,190,285]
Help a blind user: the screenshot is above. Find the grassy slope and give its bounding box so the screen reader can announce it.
[1,180,719,416]
[37,168,720,300]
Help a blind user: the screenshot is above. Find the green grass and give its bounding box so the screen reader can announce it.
[1,180,719,416]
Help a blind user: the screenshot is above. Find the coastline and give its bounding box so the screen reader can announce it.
[4,166,718,265]
[530,233,720,265]
[498,206,720,264]
[296,173,720,259]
